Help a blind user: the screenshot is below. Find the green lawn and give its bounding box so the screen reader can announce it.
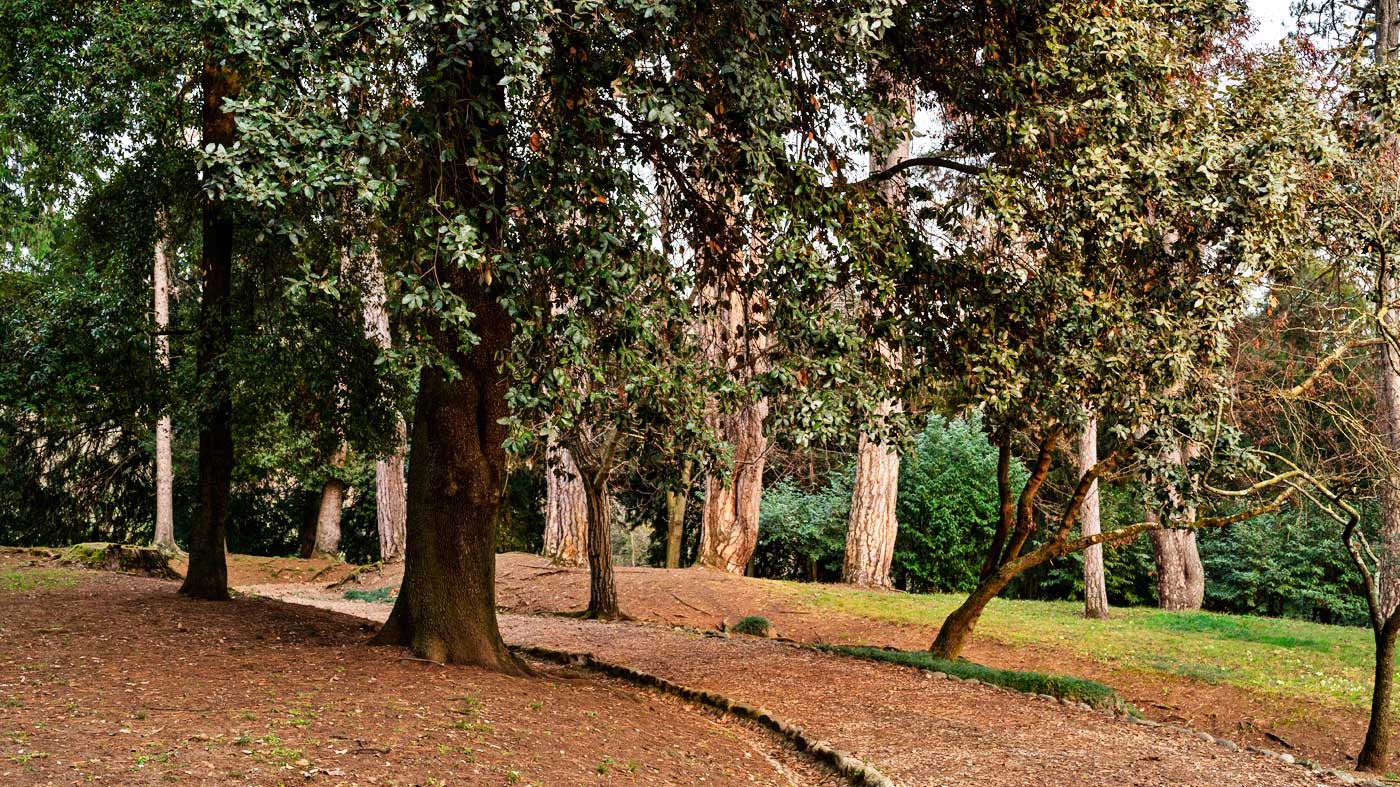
[782,584,1379,711]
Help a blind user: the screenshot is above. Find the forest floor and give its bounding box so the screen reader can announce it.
[248,552,1383,783]
[0,547,1382,785]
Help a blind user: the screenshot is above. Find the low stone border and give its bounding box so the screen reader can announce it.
[512,644,902,787]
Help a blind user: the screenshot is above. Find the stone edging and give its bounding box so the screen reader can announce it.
[511,644,903,787]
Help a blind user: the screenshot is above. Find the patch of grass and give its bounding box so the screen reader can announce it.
[342,586,396,603]
[0,568,79,592]
[782,583,1379,711]
[819,644,1124,709]
[730,615,772,636]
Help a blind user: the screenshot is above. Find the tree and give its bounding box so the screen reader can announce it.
[1079,417,1109,619]
[152,226,178,552]
[884,5,1332,659]
[543,440,588,566]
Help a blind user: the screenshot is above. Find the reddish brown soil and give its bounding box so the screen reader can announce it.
[0,553,837,786]
[250,583,1351,786]
[493,553,1373,771]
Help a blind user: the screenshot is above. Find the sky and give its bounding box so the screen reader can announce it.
[1249,0,1295,47]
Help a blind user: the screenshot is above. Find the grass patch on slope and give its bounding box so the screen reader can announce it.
[819,644,1126,710]
[782,584,1377,711]
[343,586,396,603]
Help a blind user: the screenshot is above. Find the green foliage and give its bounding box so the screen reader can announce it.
[892,415,1027,593]
[753,475,851,582]
[730,616,773,636]
[343,587,395,604]
[818,645,1124,710]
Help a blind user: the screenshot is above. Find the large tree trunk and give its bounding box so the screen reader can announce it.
[368,43,522,673]
[843,410,901,588]
[1150,443,1204,610]
[311,445,347,559]
[1079,417,1109,619]
[1150,526,1204,610]
[178,61,238,601]
[1359,615,1400,771]
[543,440,588,566]
[696,285,768,575]
[581,470,619,619]
[358,248,407,563]
[1377,310,1400,618]
[664,460,693,569]
[696,397,767,574]
[152,228,177,553]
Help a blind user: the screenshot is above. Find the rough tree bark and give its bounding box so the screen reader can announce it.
[1150,444,1204,610]
[1079,417,1109,619]
[697,396,767,573]
[543,439,588,566]
[696,286,768,575]
[843,399,901,588]
[358,248,407,562]
[579,461,620,620]
[152,226,177,553]
[312,445,348,559]
[368,44,524,673]
[178,61,239,601]
[664,460,693,569]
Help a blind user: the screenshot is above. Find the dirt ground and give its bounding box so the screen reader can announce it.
[247,579,1353,787]
[327,552,1375,773]
[0,552,838,787]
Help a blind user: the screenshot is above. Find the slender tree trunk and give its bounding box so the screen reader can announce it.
[368,46,523,673]
[1079,417,1109,619]
[152,228,177,552]
[543,439,588,565]
[843,410,901,588]
[1361,3,1400,772]
[931,568,1014,659]
[358,248,407,562]
[179,61,238,601]
[581,470,619,619]
[312,445,347,559]
[1359,616,1400,771]
[664,460,693,569]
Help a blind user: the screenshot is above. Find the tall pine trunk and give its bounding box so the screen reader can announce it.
[544,440,588,565]
[842,73,910,589]
[1079,418,1109,619]
[152,226,177,553]
[843,412,900,587]
[179,61,238,601]
[369,45,522,672]
[664,460,692,569]
[696,287,767,574]
[359,248,407,562]
[697,397,767,574]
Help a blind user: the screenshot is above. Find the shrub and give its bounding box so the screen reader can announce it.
[730,615,774,636]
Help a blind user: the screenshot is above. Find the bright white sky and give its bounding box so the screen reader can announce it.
[1248,0,1296,47]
